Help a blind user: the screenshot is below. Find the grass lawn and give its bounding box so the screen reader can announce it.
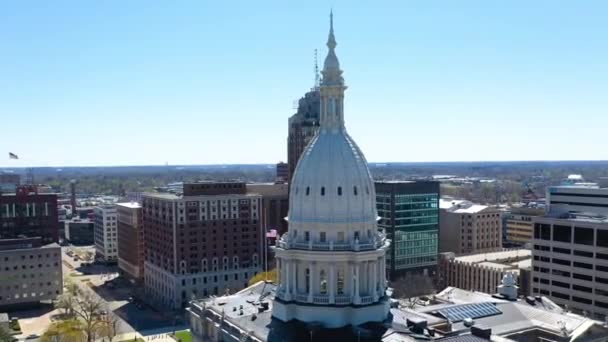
[173,330,192,342]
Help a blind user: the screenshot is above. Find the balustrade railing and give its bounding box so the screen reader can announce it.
[276,237,386,251]
[360,295,374,304]
[335,295,351,305]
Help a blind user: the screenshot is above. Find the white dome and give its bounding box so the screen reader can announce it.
[289,129,377,224]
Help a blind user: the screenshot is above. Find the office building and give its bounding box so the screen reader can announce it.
[439,198,502,255]
[94,205,118,263]
[0,185,59,244]
[246,183,288,235]
[287,89,320,182]
[439,249,532,297]
[375,181,439,280]
[504,204,544,246]
[65,219,94,245]
[0,173,19,194]
[143,182,263,309]
[116,202,144,282]
[275,162,288,183]
[0,237,62,310]
[531,184,608,320]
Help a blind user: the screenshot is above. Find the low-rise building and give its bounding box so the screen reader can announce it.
[65,219,94,245]
[439,249,532,297]
[504,205,545,246]
[187,275,608,342]
[116,202,144,282]
[94,205,118,263]
[439,198,502,255]
[0,238,62,310]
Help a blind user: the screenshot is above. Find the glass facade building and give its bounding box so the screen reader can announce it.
[375,181,440,280]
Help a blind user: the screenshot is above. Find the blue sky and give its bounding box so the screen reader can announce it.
[1,1,607,167]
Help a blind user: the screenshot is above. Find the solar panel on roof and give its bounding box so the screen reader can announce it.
[437,302,501,322]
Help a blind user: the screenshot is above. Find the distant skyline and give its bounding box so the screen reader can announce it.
[1,1,607,167]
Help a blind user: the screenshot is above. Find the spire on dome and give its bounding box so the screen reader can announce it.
[321,10,343,86]
[327,9,336,50]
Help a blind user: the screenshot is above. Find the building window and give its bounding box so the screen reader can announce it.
[552,225,571,243]
[320,270,327,294]
[337,270,344,295]
[337,232,345,242]
[337,187,342,196]
[305,231,310,242]
[574,227,594,245]
[305,268,310,293]
[321,187,325,196]
[354,186,358,196]
[306,187,310,196]
[319,232,326,243]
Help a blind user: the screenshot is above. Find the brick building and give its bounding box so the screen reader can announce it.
[0,185,59,244]
[117,202,144,282]
[143,182,263,309]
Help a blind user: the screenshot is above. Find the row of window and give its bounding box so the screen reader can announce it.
[534,223,608,247]
[0,291,59,301]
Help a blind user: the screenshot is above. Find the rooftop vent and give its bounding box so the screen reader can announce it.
[463,318,475,327]
[471,325,491,339]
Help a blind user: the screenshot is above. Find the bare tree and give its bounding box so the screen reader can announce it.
[390,273,436,299]
[96,309,121,342]
[71,292,106,342]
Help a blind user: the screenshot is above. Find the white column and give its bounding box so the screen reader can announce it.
[285,259,291,300]
[353,262,360,304]
[308,262,315,303]
[329,263,335,304]
[292,260,297,296]
[372,260,378,301]
[32,203,36,216]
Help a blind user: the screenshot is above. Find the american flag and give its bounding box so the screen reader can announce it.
[8,152,18,160]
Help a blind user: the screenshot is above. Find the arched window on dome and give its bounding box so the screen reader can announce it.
[306,187,310,196]
[320,270,328,294]
[354,186,358,196]
[321,187,325,196]
[366,186,370,195]
[337,186,342,196]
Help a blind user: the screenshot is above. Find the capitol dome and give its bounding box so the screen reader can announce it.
[272,12,390,329]
[289,130,377,224]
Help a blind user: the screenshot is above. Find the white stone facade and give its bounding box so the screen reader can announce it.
[272,13,391,328]
[94,205,118,263]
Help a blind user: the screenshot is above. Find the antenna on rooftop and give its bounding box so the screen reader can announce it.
[314,49,319,88]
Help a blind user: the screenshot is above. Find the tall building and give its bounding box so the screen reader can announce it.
[94,205,118,263]
[439,198,502,255]
[287,89,320,182]
[116,202,144,282]
[246,183,289,235]
[272,14,390,328]
[531,185,608,320]
[504,204,545,246]
[375,181,439,280]
[143,182,263,309]
[0,237,62,310]
[275,162,289,183]
[0,185,59,244]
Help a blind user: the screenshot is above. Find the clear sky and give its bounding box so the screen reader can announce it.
[1,1,607,167]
